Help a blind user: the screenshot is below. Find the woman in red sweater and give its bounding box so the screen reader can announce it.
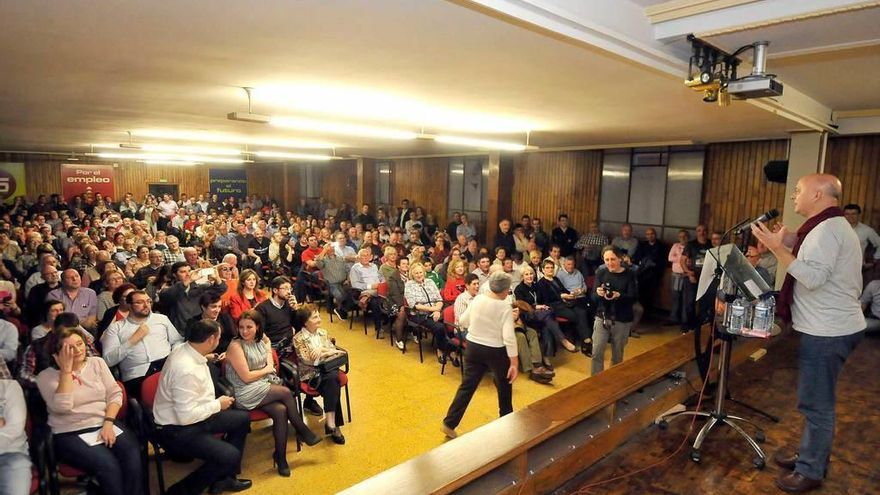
[442,258,468,304]
[226,269,268,323]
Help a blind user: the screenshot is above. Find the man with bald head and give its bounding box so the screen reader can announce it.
[753,173,865,493]
[47,269,98,331]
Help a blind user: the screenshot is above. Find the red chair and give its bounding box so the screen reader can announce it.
[357,282,388,339]
[139,373,169,495]
[441,305,466,376]
[298,370,351,424]
[279,348,352,424]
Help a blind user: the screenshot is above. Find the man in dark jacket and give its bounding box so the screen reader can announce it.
[493,219,517,257]
[158,262,227,335]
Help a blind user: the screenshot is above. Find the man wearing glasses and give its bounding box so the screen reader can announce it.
[101,290,183,399]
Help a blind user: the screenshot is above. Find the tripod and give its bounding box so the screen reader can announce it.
[659,328,767,468]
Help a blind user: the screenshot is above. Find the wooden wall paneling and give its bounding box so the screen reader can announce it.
[356,158,376,208]
[486,152,502,243]
[246,163,287,206]
[390,157,449,227]
[509,150,603,234]
[18,159,61,198]
[826,135,880,228]
[319,159,357,208]
[701,140,789,232]
[113,162,209,200]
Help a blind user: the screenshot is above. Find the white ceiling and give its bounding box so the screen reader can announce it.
[0,0,808,158]
[701,5,880,112]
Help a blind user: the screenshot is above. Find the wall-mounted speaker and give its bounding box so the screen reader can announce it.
[764,160,788,184]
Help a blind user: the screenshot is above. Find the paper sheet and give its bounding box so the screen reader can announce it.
[78,425,124,446]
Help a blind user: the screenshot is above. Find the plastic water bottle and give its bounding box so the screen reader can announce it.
[751,296,775,335]
[727,296,750,334]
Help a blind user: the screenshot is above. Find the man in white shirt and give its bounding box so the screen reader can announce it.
[24,253,59,298]
[861,280,880,334]
[0,319,18,365]
[843,203,880,266]
[0,366,31,495]
[101,290,182,398]
[471,254,492,288]
[332,232,356,263]
[754,174,865,493]
[349,248,386,335]
[453,273,480,325]
[157,194,178,232]
[153,319,251,495]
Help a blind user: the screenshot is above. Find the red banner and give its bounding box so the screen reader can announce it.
[60,163,116,201]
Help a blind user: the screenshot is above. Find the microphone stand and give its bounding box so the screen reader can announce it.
[723,227,780,424]
[657,217,779,469]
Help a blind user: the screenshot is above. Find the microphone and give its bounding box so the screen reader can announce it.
[738,208,780,233]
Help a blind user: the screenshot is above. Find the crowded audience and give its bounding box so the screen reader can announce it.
[13,186,877,494]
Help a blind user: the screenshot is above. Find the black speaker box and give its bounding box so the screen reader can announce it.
[764,160,789,183]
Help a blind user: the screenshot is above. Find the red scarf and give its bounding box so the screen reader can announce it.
[777,206,845,322]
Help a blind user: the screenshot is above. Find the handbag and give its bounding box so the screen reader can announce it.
[307,351,349,390]
[318,351,348,374]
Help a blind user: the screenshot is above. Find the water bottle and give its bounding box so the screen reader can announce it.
[727,296,749,334]
[751,296,775,335]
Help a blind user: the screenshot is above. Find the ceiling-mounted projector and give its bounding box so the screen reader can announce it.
[727,76,783,98]
[685,37,783,103]
[726,41,783,99]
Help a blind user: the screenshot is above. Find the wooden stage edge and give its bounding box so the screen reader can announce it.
[340,328,776,495]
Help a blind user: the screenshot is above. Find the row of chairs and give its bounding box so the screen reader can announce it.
[36,348,352,495]
[325,281,467,377]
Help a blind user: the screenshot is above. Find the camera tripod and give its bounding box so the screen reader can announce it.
[658,328,768,469]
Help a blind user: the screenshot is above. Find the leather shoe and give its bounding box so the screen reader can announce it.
[299,429,323,446]
[209,477,252,493]
[580,341,593,357]
[775,472,821,493]
[325,424,345,445]
[529,371,552,384]
[773,450,799,470]
[303,398,324,416]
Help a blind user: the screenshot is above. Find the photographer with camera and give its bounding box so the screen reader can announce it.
[591,246,638,376]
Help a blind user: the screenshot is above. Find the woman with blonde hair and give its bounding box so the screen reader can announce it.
[442,257,468,304]
[405,263,456,365]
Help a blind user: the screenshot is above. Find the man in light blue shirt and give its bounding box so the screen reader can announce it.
[556,257,587,295]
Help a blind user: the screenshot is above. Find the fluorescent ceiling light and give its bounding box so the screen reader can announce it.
[92,152,248,164]
[254,151,335,161]
[268,116,419,140]
[142,160,199,166]
[254,85,535,134]
[433,135,532,151]
[94,143,241,156]
[132,129,334,149]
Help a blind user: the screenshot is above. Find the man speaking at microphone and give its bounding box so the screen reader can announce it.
[753,173,865,493]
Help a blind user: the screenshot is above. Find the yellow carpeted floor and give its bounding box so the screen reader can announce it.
[145,311,682,494]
